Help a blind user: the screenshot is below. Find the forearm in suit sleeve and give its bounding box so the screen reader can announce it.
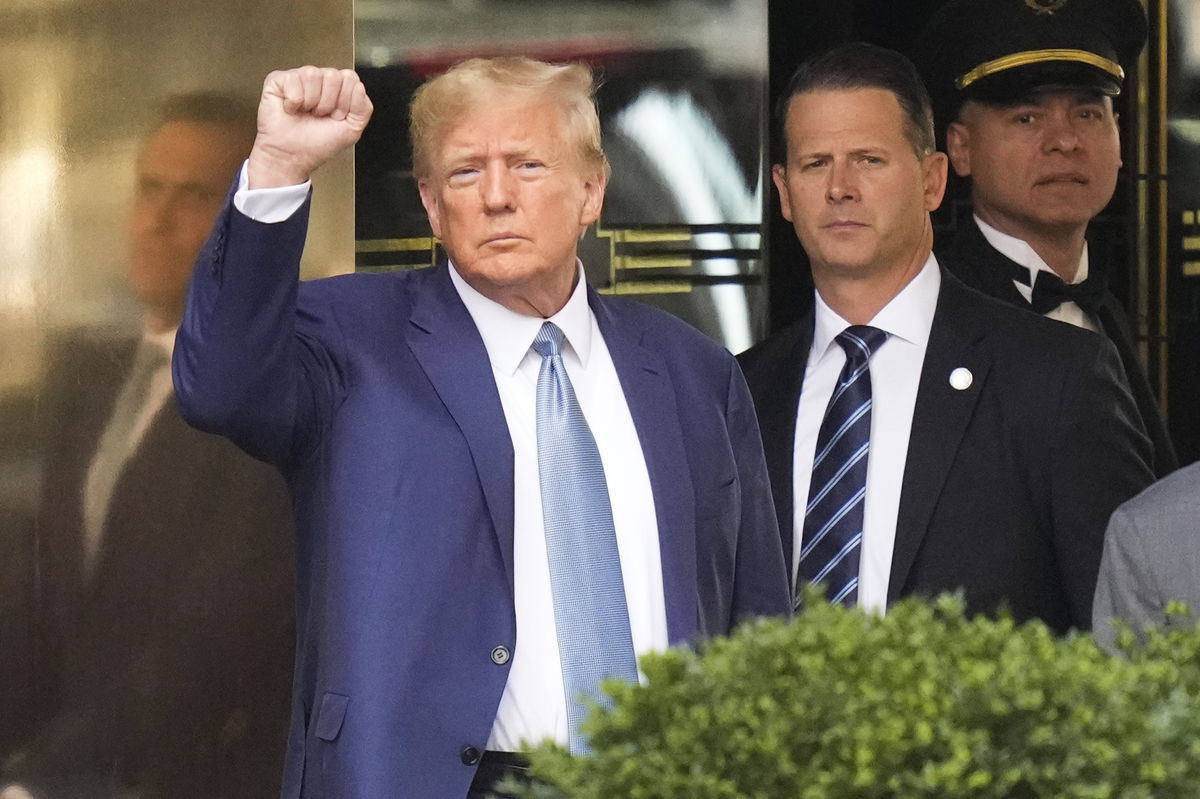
[1048,337,1154,630]
[173,186,345,468]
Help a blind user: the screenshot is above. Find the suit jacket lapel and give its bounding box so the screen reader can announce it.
[945,215,1030,308]
[591,291,697,644]
[757,318,813,574]
[890,275,991,602]
[406,266,517,592]
[42,337,137,647]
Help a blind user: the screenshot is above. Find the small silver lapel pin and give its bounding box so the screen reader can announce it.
[949,367,973,391]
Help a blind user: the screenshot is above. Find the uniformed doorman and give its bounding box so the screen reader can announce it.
[917,0,1177,477]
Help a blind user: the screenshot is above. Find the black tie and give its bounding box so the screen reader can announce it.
[1011,261,1107,315]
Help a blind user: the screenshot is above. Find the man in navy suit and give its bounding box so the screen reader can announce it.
[172,59,789,798]
[738,43,1152,633]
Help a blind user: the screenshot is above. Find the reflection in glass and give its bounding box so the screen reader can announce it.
[354,0,768,352]
[2,93,294,799]
[0,1,351,796]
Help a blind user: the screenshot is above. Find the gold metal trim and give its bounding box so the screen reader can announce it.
[598,281,692,296]
[610,229,692,243]
[956,49,1124,90]
[615,255,694,270]
[1135,14,1151,381]
[355,237,437,253]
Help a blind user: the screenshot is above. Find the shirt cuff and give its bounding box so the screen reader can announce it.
[232,160,311,223]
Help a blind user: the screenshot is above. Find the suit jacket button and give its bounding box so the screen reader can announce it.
[491,645,511,665]
[460,745,481,765]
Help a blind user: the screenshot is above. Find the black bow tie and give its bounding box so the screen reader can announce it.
[1011,262,1107,315]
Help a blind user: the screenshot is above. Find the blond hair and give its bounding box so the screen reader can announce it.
[409,56,609,181]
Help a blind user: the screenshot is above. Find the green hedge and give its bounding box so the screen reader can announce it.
[510,595,1200,799]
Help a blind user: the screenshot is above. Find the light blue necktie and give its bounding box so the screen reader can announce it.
[532,321,638,755]
[797,325,889,609]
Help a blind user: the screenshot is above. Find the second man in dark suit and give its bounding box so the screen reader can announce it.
[739,42,1153,632]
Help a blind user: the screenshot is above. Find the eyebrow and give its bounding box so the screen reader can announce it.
[796,146,887,160]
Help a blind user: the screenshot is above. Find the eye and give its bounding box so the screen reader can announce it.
[1014,113,1037,125]
[183,185,217,202]
[801,157,827,170]
[515,160,545,172]
[136,176,165,197]
[446,167,479,186]
[861,155,884,165]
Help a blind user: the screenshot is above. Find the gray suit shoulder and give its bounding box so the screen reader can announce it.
[1114,460,1200,528]
[1093,461,1200,650]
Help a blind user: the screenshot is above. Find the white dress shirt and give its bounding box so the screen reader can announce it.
[234,166,668,750]
[793,255,940,613]
[975,214,1099,333]
[449,267,667,750]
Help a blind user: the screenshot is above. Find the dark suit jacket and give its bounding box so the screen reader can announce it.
[5,332,294,799]
[738,270,1154,633]
[172,196,790,799]
[941,214,1178,477]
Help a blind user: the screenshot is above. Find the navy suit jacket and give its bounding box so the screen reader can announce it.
[173,196,790,799]
[738,270,1154,633]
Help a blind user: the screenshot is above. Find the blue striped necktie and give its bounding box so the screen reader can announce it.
[797,325,889,609]
[532,321,638,754]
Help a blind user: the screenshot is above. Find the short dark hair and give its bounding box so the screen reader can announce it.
[150,91,258,148]
[776,42,936,162]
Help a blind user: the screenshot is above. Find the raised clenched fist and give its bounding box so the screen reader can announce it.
[246,66,374,189]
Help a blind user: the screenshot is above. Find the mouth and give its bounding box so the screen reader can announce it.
[823,220,868,231]
[483,233,524,246]
[1035,173,1088,186]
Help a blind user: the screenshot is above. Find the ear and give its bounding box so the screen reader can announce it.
[578,169,607,228]
[771,164,794,223]
[945,121,971,178]
[1114,112,1123,167]
[417,178,443,238]
[921,151,949,212]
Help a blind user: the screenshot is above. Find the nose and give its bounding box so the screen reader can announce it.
[1043,111,1082,153]
[134,189,177,234]
[480,164,517,213]
[825,160,858,203]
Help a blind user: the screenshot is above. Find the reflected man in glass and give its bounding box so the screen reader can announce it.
[2,94,294,799]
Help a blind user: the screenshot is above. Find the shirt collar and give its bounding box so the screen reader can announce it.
[811,253,941,361]
[974,214,1089,285]
[142,325,177,360]
[448,260,593,376]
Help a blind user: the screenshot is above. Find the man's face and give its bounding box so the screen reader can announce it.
[773,88,946,283]
[946,90,1121,238]
[417,90,605,317]
[127,121,246,325]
